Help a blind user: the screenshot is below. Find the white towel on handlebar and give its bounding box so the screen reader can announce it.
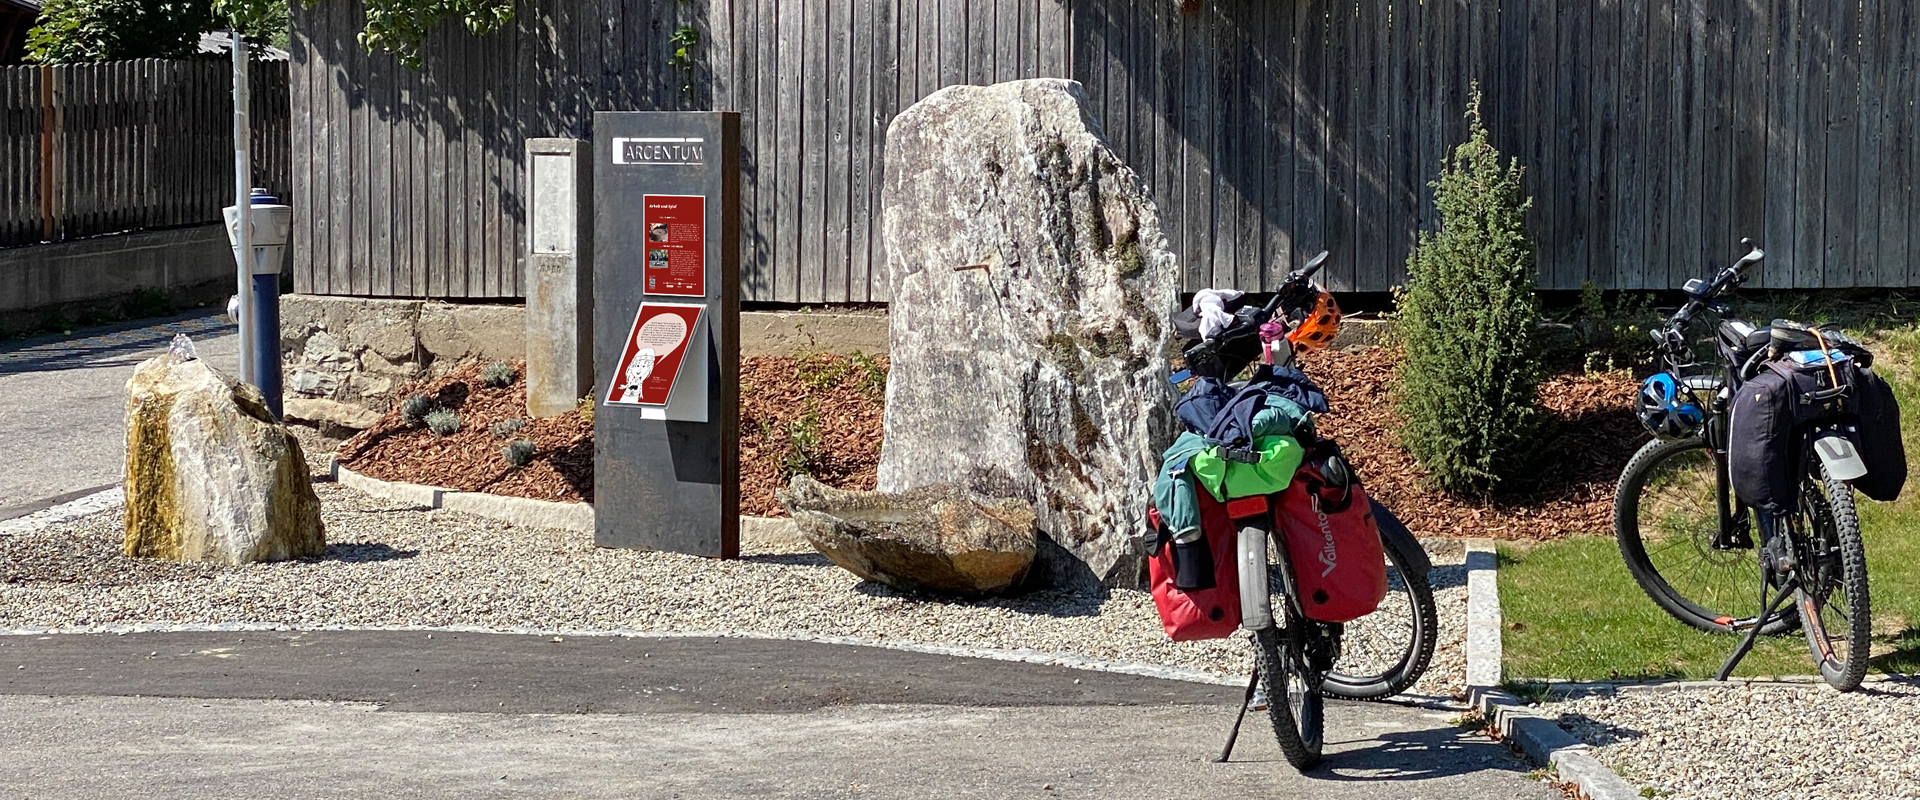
[1192,289,1245,340]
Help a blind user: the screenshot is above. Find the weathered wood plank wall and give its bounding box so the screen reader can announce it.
[0,59,290,248]
[291,0,1920,299]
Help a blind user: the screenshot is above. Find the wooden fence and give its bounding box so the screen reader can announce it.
[0,59,292,249]
[291,0,1920,301]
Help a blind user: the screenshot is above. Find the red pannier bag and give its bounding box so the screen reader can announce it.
[1147,493,1242,641]
[1275,465,1388,624]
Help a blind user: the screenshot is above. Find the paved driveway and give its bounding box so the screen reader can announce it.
[0,631,1555,799]
[0,312,236,517]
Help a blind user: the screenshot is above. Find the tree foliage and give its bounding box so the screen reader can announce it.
[27,0,287,63]
[220,0,513,68]
[1393,86,1545,498]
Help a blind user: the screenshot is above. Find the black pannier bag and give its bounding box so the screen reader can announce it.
[1728,366,1800,514]
[1851,366,1907,502]
[1731,354,1906,513]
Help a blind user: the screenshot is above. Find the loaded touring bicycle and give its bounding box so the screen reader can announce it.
[1145,251,1439,770]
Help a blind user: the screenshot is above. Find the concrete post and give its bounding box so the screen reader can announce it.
[525,138,594,418]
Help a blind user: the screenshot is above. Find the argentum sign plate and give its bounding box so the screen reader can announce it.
[611,136,707,166]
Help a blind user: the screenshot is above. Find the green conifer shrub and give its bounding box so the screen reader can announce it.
[1394,88,1544,497]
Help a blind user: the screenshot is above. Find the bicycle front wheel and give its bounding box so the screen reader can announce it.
[1794,463,1872,692]
[1321,543,1438,700]
[1614,436,1793,635]
[1254,624,1324,771]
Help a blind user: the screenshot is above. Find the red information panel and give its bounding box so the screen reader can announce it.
[643,194,706,297]
[606,303,705,407]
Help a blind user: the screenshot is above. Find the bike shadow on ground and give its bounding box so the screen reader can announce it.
[1868,627,1920,676]
[1232,718,1545,783]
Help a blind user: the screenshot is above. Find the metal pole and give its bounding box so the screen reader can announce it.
[232,30,254,385]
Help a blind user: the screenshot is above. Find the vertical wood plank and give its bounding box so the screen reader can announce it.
[1855,0,1891,286]
[1615,0,1649,289]
[1391,0,1424,286]
[1819,0,1859,288]
[1702,0,1735,272]
[777,0,802,302]
[1888,0,1918,288]
[1645,0,1675,288]
[1292,0,1326,288]
[1729,0,1770,288]
[1321,0,1354,291]
[1761,0,1799,290]
[1209,2,1238,290]
[801,0,826,302]
[824,0,851,302]
[1791,0,1825,288]
[1354,0,1386,292]
[870,0,899,301]
[1183,5,1215,291]
[1590,0,1619,291]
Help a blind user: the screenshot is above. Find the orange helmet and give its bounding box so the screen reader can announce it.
[1286,289,1342,351]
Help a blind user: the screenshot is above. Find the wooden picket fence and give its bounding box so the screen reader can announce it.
[0,58,291,248]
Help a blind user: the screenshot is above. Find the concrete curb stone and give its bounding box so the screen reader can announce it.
[1463,539,1644,800]
[328,460,804,548]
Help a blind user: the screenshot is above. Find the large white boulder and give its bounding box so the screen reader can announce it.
[878,79,1180,588]
[123,357,325,563]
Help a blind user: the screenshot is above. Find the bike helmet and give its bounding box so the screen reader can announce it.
[1636,373,1706,440]
[1286,289,1342,351]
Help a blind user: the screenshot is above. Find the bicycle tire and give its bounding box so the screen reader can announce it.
[1614,436,1796,635]
[1320,545,1438,700]
[1254,624,1323,771]
[1794,463,1872,692]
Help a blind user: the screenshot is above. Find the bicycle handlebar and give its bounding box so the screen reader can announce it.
[1657,239,1765,367]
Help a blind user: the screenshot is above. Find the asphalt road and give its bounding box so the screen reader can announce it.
[0,631,1557,799]
[0,311,237,518]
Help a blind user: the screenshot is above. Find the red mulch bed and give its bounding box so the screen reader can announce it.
[1297,346,1643,539]
[336,355,889,514]
[337,361,594,503]
[738,354,888,516]
[341,348,1641,538]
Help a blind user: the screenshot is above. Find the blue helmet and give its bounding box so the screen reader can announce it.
[1637,373,1706,440]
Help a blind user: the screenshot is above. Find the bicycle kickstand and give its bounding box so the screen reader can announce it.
[1215,668,1261,763]
[1716,575,1798,682]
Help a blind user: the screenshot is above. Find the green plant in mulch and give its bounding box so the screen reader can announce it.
[577,394,595,425]
[848,350,888,397]
[778,408,822,480]
[1395,85,1544,498]
[424,409,461,437]
[400,394,434,426]
[501,439,536,468]
[490,418,526,439]
[480,362,519,388]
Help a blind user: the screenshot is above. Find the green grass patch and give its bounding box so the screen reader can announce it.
[1501,322,1920,681]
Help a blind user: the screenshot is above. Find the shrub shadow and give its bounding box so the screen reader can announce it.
[320,542,420,563]
[1549,712,1645,748]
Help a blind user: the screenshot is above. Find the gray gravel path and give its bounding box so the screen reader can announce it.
[1549,681,1920,799]
[0,475,1468,697]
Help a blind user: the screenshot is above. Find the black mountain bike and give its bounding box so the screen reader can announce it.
[1174,251,1439,770]
[1613,242,1872,691]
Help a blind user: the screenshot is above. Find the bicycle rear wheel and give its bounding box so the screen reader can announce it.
[1254,624,1324,771]
[1793,464,1872,692]
[1321,543,1438,700]
[1615,436,1794,635]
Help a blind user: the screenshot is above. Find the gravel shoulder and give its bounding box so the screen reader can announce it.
[0,474,1468,697]
[1547,681,1920,800]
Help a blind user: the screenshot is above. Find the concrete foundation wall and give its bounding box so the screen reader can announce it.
[0,225,234,322]
[281,294,893,411]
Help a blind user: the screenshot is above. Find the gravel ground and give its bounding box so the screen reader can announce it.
[0,473,1467,697]
[1549,681,1920,799]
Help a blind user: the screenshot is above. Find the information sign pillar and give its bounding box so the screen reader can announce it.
[592,112,741,558]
